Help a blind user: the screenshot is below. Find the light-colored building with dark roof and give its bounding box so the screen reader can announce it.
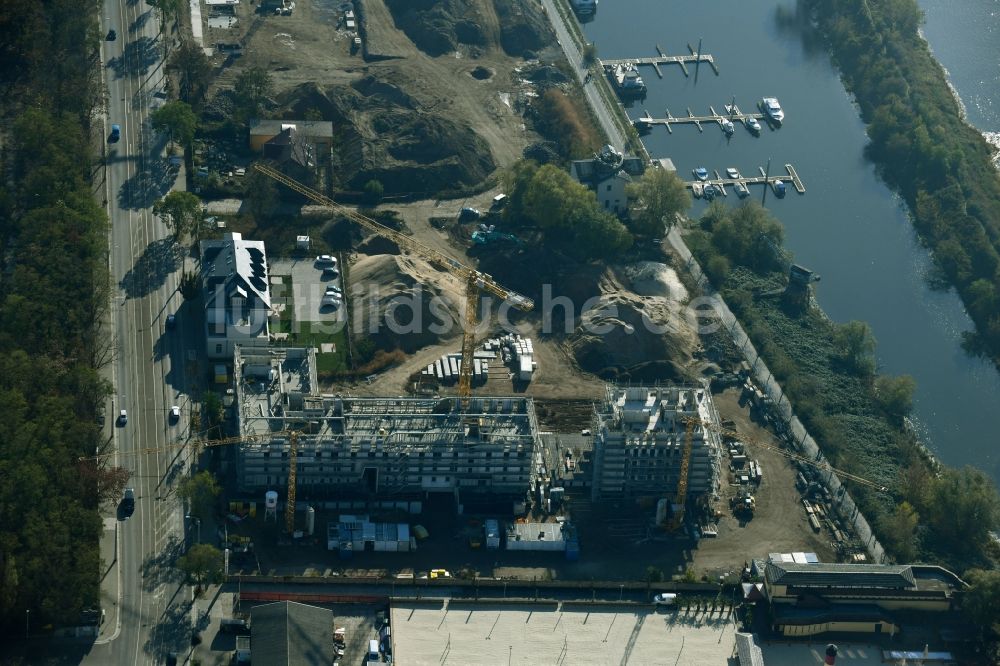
[763,561,965,637]
[200,232,272,359]
[570,144,646,215]
[249,601,334,665]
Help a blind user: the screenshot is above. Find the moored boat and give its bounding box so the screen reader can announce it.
[772,179,787,198]
[744,116,761,134]
[734,181,750,198]
[693,167,709,181]
[760,97,784,124]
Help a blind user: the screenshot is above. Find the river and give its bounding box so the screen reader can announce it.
[580,0,1000,484]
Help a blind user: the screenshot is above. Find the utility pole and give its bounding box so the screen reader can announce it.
[761,157,772,206]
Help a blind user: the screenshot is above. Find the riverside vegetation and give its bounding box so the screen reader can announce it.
[686,201,1000,569]
[799,0,1000,367]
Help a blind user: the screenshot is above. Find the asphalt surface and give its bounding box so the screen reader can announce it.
[540,0,626,149]
[86,2,199,664]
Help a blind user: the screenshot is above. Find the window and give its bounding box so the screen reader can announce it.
[433,452,441,458]
[215,344,223,354]
[606,184,612,192]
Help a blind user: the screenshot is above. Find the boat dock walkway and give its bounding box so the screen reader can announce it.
[635,103,765,134]
[685,164,806,195]
[601,43,719,78]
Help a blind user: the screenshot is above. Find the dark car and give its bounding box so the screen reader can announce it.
[458,207,481,222]
[121,487,135,518]
[165,314,176,329]
[106,29,117,41]
[109,124,121,143]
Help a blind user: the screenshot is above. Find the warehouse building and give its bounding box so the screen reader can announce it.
[232,347,541,506]
[763,561,965,637]
[589,385,722,502]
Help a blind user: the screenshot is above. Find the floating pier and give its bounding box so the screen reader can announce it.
[635,104,765,134]
[601,43,718,79]
[684,164,806,195]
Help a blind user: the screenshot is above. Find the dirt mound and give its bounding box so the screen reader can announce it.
[568,267,697,380]
[381,0,551,58]
[282,81,496,195]
[384,0,493,56]
[349,253,463,353]
[622,261,688,300]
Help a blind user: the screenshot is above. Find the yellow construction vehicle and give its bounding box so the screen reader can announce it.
[252,163,535,407]
[84,429,304,534]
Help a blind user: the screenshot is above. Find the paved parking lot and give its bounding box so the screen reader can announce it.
[271,256,346,329]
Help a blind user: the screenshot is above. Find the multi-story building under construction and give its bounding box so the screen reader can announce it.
[232,347,540,507]
[590,385,722,502]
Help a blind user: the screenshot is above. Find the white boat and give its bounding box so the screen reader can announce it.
[772,179,787,197]
[693,167,709,181]
[734,181,750,198]
[725,167,741,179]
[761,97,784,124]
[691,182,704,199]
[608,63,646,97]
[744,116,761,134]
[720,118,735,136]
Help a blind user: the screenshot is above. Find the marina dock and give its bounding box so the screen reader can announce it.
[635,103,765,134]
[685,164,806,195]
[601,43,718,79]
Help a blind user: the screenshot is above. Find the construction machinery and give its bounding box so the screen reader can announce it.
[252,163,534,407]
[667,418,697,532]
[684,416,890,494]
[84,429,304,534]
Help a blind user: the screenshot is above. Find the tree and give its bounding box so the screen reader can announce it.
[151,101,197,150]
[234,67,273,120]
[582,42,598,66]
[202,392,224,438]
[881,501,919,562]
[363,179,384,205]
[245,165,278,220]
[832,320,877,376]
[177,471,221,518]
[148,0,183,29]
[77,461,132,506]
[925,467,1000,558]
[874,374,916,424]
[626,167,691,237]
[168,41,212,104]
[963,569,1000,642]
[153,190,203,239]
[177,544,224,587]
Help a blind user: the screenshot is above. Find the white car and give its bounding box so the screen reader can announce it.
[325,285,342,295]
[170,405,180,422]
[316,255,337,266]
[321,295,342,308]
[118,409,128,425]
[653,593,678,606]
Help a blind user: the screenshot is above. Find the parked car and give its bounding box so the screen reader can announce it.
[653,593,678,606]
[322,266,340,278]
[458,207,481,222]
[325,285,342,295]
[316,254,337,266]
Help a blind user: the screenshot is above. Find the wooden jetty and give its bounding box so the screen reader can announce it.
[602,43,718,79]
[635,104,764,134]
[683,164,806,195]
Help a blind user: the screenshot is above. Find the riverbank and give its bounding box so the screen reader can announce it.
[546,0,1000,568]
[805,0,1000,369]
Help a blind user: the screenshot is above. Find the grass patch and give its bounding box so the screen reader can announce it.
[272,274,349,373]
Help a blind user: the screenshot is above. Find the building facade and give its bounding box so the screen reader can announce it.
[590,385,722,502]
[570,145,646,215]
[233,348,541,505]
[763,561,965,637]
[201,232,272,359]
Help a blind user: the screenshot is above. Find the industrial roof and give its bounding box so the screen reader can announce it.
[734,632,765,666]
[250,601,334,666]
[250,119,334,138]
[771,602,896,626]
[765,561,916,589]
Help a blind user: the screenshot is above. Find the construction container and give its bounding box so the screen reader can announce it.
[484,519,501,549]
[808,514,821,533]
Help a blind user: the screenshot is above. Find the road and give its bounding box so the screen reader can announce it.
[540,0,626,149]
[87,1,200,663]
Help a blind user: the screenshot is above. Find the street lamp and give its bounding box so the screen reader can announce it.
[25,609,29,639]
[185,515,201,544]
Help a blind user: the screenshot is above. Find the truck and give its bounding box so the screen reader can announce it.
[484,519,500,550]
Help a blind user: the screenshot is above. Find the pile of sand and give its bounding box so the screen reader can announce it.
[349,253,464,352]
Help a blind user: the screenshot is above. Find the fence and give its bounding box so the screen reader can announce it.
[667,229,887,564]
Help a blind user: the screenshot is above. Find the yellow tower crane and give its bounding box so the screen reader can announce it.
[668,418,697,531]
[85,428,305,533]
[252,163,535,407]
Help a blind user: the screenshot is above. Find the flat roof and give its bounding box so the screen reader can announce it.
[389,601,736,665]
